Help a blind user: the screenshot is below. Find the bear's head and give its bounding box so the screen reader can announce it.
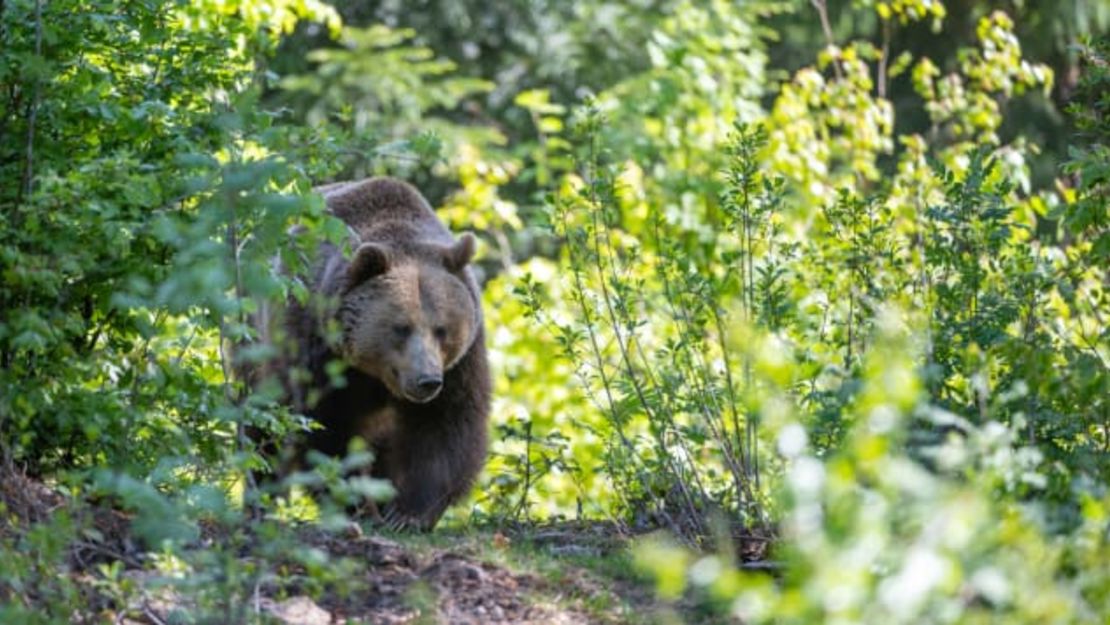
[335,234,478,403]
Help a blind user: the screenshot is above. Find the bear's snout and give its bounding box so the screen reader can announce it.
[404,373,443,403]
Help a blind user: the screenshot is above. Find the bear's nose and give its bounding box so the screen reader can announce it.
[416,375,443,395]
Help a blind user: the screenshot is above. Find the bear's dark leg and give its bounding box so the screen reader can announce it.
[382,408,488,529]
[382,342,490,530]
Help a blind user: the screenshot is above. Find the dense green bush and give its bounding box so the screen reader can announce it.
[626,30,1109,625]
[0,2,419,620]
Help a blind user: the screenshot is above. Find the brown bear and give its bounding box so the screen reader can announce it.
[249,177,490,530]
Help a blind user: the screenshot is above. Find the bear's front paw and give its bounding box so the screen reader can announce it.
[379,505,433,533]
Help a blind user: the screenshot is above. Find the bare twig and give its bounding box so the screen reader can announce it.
[143,605,169,625]
[19,0,43,203]
[878,18,892,99]
[73,539,143,570]
[810,0,844,80]
[220,184,262,505]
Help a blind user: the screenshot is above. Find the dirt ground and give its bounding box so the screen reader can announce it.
[0,464,765,624]
[93,524,685,625]
[247,527,598,624]
[119,529,605,625]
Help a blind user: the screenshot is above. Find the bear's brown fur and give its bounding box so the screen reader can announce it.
[251,177,490,530]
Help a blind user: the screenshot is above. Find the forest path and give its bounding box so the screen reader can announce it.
[223,522,652,625]
[1,464,733,623]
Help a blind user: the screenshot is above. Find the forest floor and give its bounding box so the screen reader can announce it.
[254,522,685,625]
[0,464,764,624]
[116,522,686,625]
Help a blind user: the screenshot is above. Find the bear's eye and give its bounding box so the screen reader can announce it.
[434,326,448,341]
[392,324,412,338]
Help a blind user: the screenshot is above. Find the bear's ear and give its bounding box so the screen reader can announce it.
[346,242,391,289]
[443,233,476,273]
